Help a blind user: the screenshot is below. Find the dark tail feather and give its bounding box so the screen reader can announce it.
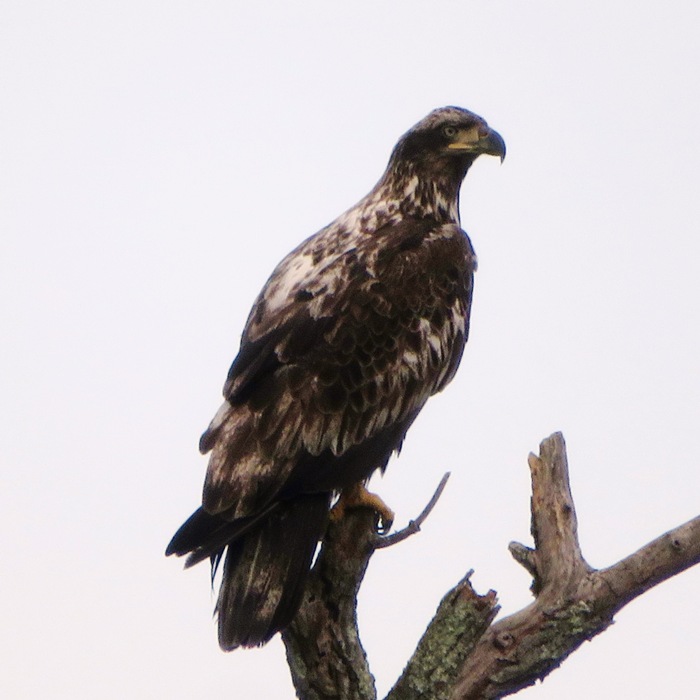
[165,505,276,568]
[217,493,330,650]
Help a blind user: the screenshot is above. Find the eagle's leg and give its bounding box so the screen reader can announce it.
[330,482,395,534]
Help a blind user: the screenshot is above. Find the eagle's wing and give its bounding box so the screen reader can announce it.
[200,220,476,518]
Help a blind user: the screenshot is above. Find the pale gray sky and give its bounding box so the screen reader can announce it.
[2,2,699,698]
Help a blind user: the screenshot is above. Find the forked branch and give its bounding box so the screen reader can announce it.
[282,433,700,700]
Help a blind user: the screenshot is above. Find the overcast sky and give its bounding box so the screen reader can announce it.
[2,2,699,698]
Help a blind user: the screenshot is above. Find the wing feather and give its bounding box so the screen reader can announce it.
[201,220,476,517]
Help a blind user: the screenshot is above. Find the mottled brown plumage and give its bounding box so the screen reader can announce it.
[166,106,505,651]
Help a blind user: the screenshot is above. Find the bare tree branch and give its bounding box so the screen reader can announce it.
[385,573,499,700]
[374,472,451,549]
[282,474,452,699]
[282,508,378,700]
[282,432,700,700]
[451,433,700,699]
[594,514,700,612]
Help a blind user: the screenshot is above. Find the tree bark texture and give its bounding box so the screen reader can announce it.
[282,433,700,699]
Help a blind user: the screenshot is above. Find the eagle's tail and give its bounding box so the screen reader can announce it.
[166,494,330,650]
[217,493,329,650]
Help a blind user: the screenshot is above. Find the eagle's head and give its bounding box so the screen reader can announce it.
[379,106,505,223]
[393,106,505,173]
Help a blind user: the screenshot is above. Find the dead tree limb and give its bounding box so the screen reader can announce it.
[281,475,454,700]
[282,432,700,700]
[282,507,378,700]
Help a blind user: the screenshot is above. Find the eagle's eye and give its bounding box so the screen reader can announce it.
[442,125,458,138]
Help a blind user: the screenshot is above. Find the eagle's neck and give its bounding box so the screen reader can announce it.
[350,157,469,234]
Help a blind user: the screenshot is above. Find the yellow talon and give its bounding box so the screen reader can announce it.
[330,482,395,533]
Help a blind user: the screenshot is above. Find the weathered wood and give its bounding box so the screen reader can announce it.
[282,509,378,700]
[282,432,700,700]
[450,433,700,699]
[385,574,499,700]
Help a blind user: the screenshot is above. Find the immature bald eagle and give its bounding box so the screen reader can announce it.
[167,106,505,651]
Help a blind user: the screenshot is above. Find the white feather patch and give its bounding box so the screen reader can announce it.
[264,252,316,313]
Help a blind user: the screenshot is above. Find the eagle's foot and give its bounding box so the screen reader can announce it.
[330,482,395,534]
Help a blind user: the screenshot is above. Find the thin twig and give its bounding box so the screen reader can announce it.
[373,472,451,549]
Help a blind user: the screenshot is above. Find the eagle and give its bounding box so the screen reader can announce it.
[166,106,505,651]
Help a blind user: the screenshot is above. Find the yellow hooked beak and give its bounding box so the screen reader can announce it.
[447,124,506,162]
